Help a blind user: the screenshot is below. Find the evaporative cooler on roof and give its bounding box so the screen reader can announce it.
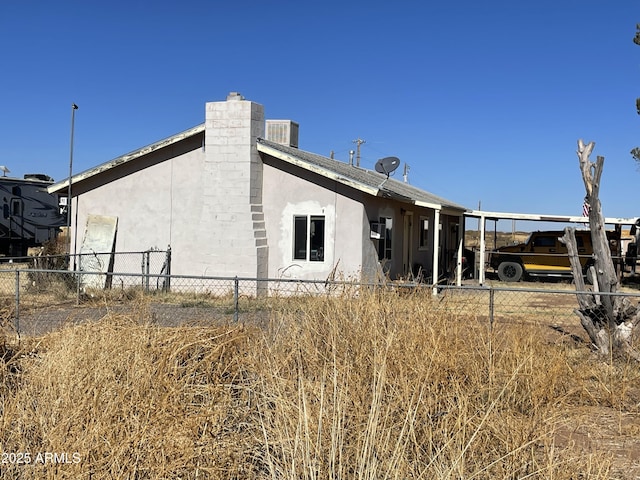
[266,120,299,148]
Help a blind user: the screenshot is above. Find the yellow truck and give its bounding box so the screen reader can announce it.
[488,230,621,282]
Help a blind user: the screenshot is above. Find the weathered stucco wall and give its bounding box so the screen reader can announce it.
[262,163,365,281]
[260,155,460,282]
[73,146,205,274]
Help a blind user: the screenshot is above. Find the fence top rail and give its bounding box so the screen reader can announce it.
[0,250,168,262]
[14,268,640,298]
[438,283,640,298]
[17,269,424,289]
[40,250,168,257]
[16,269,379,286]
[489,250,627,257]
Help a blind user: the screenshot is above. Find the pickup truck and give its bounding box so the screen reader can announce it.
[488,230,620,282]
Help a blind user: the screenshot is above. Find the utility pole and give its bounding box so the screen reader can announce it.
[353,138,366,167]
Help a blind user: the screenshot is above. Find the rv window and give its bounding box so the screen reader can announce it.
[2,204,8,220]
[12,200,20,216]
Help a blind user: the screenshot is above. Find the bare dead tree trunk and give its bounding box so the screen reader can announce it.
[560,140,640,360]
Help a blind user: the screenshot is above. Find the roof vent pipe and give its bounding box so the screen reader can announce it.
[349,150,355,166]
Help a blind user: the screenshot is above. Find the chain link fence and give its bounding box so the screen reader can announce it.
[1,264,639,340]
[28,249,171,278]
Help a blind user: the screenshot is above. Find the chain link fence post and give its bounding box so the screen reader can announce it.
[76,268,81,305]
[489,286,495,331]
[14,269,20,340]
[234,276,239,323]
[144,251,150,292]
[161,247,171,292]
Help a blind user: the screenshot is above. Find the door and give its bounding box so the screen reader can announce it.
[526,233,566,273]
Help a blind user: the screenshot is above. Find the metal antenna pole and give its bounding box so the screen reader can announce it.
[68,103,78,267]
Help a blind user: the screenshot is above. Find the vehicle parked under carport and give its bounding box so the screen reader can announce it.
[488,229,622,282]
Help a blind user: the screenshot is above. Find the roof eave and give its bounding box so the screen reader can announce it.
[415,200,468,214]
[257,142,380,197]
[415,199,443,210]
[48,123,206,194]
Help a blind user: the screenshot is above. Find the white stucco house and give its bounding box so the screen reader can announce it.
[49,92,467,284]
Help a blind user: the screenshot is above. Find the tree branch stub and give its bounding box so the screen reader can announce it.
[577,139,595,197]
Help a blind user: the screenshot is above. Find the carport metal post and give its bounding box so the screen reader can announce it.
[456,237,463,286]
[479,214,486,285]
[432,209,441,295]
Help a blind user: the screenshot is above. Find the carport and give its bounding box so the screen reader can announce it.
[462,210,640,285]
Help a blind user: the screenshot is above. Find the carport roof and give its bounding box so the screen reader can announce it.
[257,138,466,212]
[465,209,640,226]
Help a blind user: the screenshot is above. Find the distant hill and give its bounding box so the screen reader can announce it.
[465,231,530,250]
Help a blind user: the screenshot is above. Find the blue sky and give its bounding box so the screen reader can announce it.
[1,1,639,231]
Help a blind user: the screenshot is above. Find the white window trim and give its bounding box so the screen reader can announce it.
[293,214,325,262]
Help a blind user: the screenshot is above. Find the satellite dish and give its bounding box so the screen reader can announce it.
[0,166,9,177]
[374,157,400,177]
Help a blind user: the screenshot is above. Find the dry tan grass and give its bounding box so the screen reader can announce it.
[0,290,638,478]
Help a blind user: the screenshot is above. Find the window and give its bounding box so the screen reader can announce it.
[419,217,429,249]
[309,216,325,261]
[294,216,307,260]
[378,217,392,260]
[293,215,325,262]
[533,236,556,247]
[11,200,21,216]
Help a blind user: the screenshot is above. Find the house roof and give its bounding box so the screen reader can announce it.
[47,123,467,213]
[257,138,467,212]
[48,124,206,194]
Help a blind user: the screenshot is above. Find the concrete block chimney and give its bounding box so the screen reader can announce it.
[201,93,268,283]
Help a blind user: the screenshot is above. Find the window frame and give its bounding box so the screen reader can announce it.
[378,216,393,261]
[533,236,556,248]
[418,216,429,250]
[293,214,325,262]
